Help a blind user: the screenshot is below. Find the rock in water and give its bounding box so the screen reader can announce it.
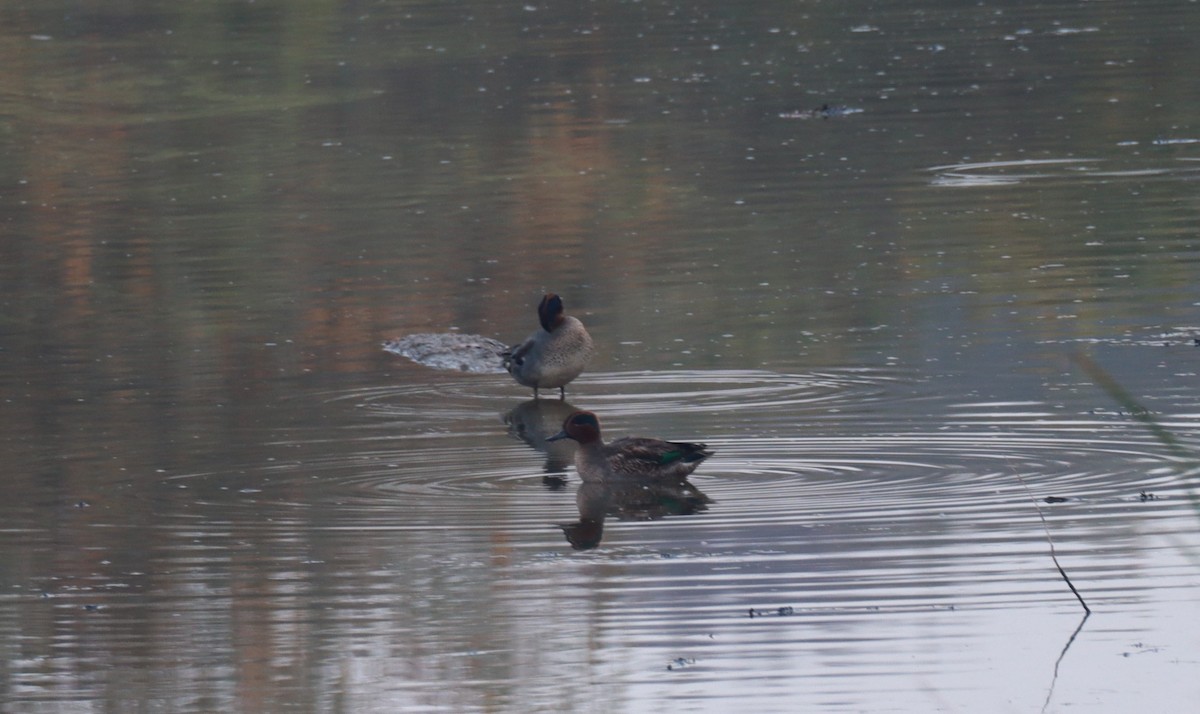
[383,333,508,373]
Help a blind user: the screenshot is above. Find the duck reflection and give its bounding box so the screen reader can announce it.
[560,475,712,550]
[502,398,580,487]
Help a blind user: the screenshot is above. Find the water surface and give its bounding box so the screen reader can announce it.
[2,1,1200,712]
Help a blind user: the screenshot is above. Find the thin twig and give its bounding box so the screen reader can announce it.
[1012,469,1091,614]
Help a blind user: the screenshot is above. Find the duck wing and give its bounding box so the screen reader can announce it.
[606,437,712,477]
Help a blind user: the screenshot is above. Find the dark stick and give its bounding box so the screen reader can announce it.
[1013,469,1091,614]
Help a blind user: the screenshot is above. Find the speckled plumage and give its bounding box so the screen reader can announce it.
[547,411,712,483]
[502,293,594,398]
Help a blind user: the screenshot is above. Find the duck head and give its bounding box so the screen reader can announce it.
[547,410,602,445]
[537,293,565,332]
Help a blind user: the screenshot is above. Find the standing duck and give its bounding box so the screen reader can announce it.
[502,293,594,398]
[547,411,712,483]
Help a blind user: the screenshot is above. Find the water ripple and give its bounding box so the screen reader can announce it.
[928,158,1200,187]
[152,367,1197,552]
[327,368,906,424]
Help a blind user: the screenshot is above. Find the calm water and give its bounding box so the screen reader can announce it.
[3,1,1200,712]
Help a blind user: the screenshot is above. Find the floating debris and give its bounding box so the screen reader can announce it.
[383,333,507,374]
[1043,496,1069,504]
[666,657,697,671]
[779,104,863,120]
[748,605,795,618]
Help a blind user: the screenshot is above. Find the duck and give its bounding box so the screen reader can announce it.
[502,293,594,398]
[547,410,712,483]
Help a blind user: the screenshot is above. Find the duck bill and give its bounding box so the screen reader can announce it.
[546,429,571,443]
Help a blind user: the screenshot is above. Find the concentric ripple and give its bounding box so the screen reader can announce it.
[332,368,906,423]
[152,369,1199,560]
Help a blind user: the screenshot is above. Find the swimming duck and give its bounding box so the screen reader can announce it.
[502,293,594,398]
[547,411,712,483]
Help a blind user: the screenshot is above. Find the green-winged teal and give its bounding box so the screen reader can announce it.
[502,293,594,398]
[547,411,712,483]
